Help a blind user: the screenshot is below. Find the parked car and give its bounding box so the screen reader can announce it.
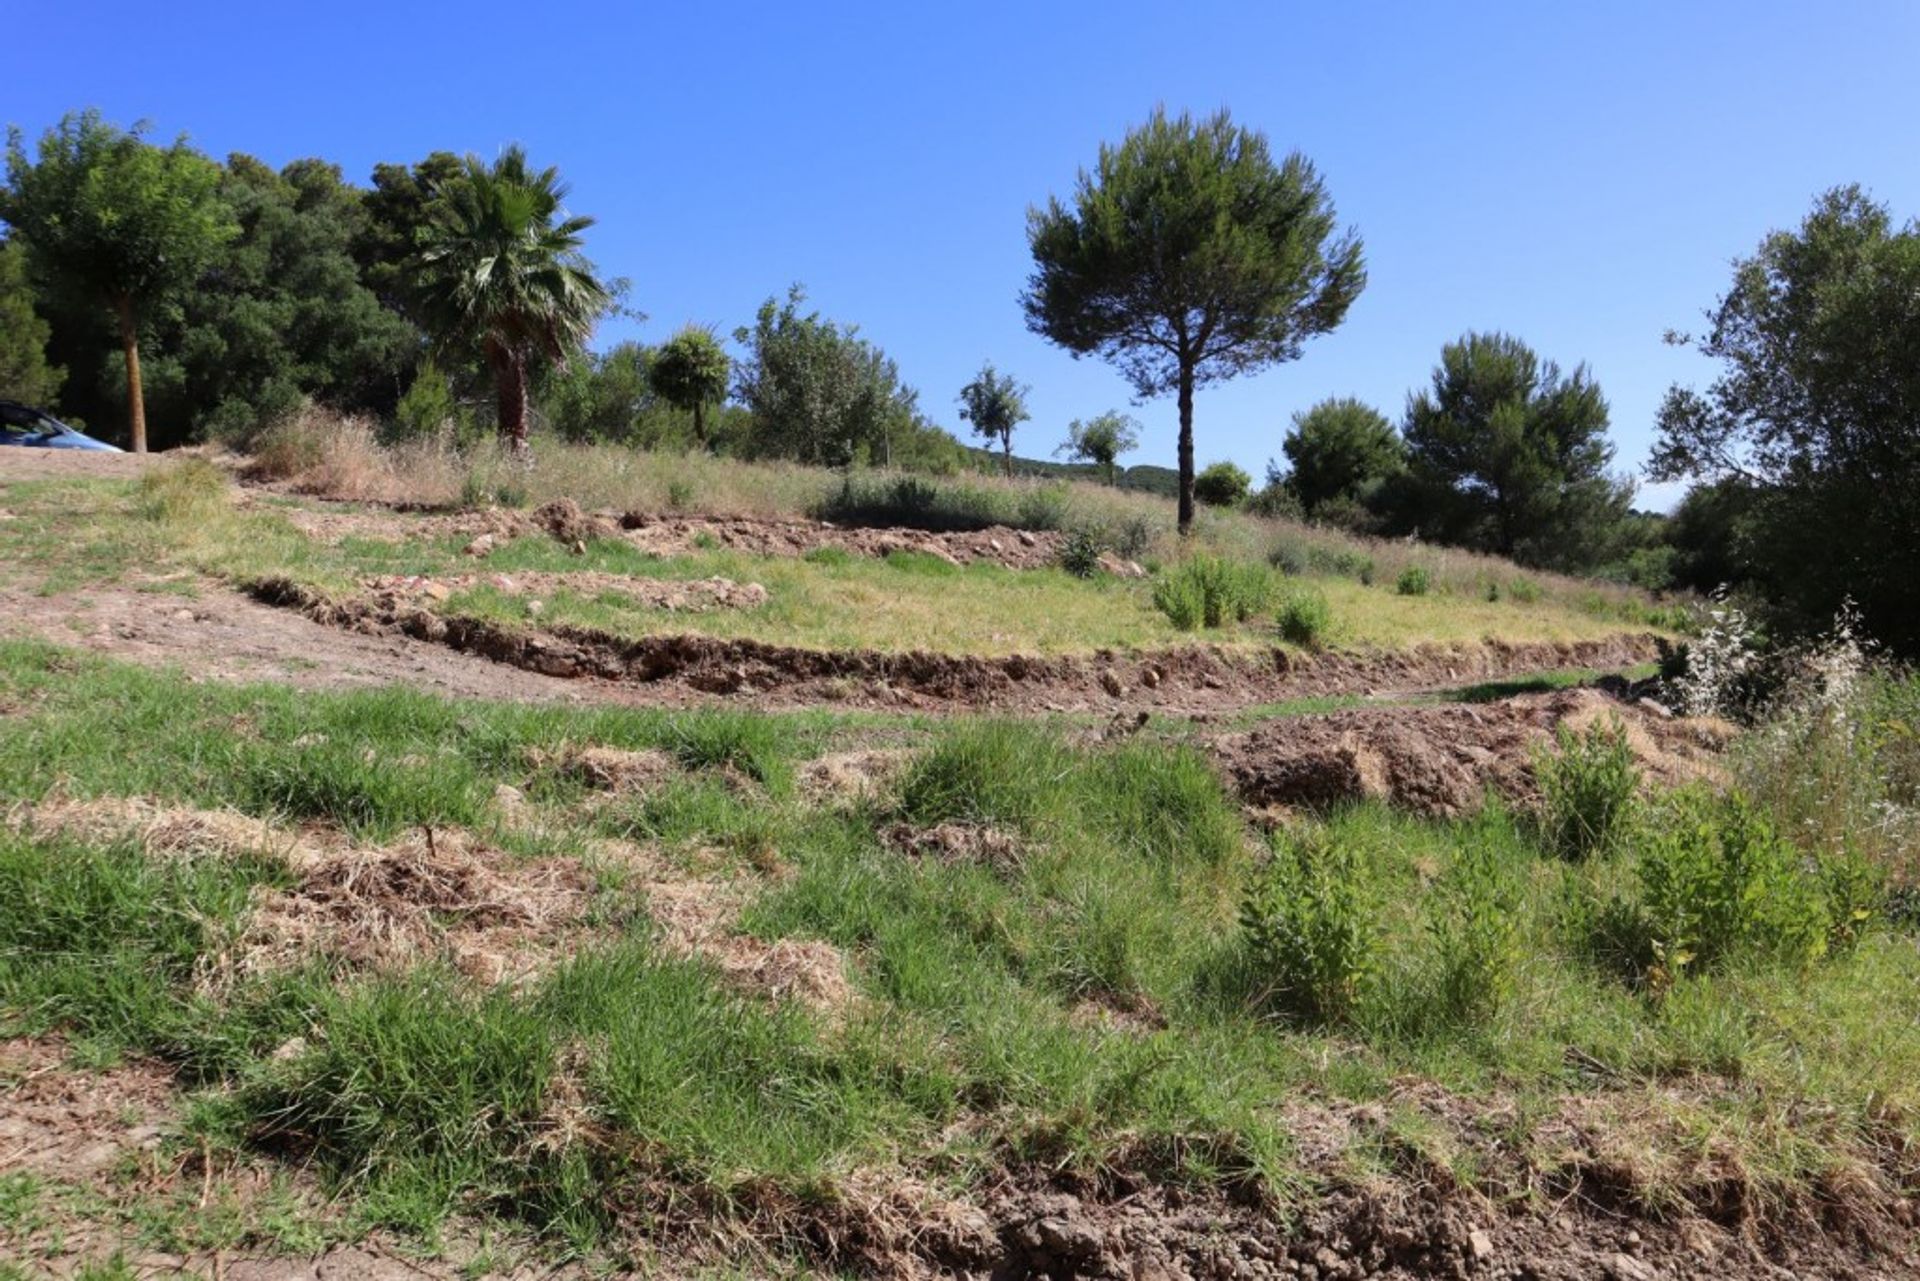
[0,401,122,451]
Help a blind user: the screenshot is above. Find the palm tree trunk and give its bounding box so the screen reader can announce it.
[116,295,147,454]
[496,348,531,451]
[693,400,706,445]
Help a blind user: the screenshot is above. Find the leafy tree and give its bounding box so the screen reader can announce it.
[354,151,464,322]
[956,361,1030,477]
[732,285,931,467]
[1662,478,1759,596]
[541,341,651,444]
[408,147,611,450]
[1651,186,1920,652]
[1055,410,1141,484]
[1282,397,1404,513]
[1023,108,1365,533]
[391,356,476,443]
[2,110,234,451]
[1403,332,1629,567]
[649,325,731,444]
[1194,460,1252,507]
[149,154,416,444]
[0,240,63,405]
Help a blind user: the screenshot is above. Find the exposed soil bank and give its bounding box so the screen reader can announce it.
[1211,686,1733,818]
[248,576,1661,715]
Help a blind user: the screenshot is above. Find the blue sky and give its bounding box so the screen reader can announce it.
[13,1,1920,508]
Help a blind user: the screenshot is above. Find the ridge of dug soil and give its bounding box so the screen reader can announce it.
[246,576,1661,714]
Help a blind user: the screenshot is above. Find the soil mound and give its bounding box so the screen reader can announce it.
[361,571,769,612]
[1211,688,1728,818]
[247,577,1662,715]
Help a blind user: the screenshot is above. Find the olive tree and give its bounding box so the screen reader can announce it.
[1055,410,1141,484]
[649,324,730,444]
[1023,108,1364,532]
[957,361,1029,476]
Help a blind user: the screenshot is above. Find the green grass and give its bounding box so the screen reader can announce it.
[3,643,1913,1263]
[0,469,1668,658]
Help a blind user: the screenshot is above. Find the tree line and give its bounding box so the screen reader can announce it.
[3,108,1916,652]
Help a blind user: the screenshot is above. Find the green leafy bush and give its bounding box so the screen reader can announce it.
[1058,528,1104,579]
[1015,485,1071,531]
[1635,791,1829,983]
[1152,556,1270,631]
[1537,719,1641,860]
[1194,461,1252,508]
[1240,834,1377,1023]
[1508,578,1542,604]
[1426,838,1523,1022]
[1395,565,1431,596]
[1275,587,1332,648]
[1109,515,1156,560]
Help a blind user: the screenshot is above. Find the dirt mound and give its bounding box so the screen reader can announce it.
[363,571,770,612]
[1211,688,1729,818]
[533,498,616,546]
[249,577,1663,715]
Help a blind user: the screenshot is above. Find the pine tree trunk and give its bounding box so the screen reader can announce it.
[117,295,147,454]
[1176,363,1196,535]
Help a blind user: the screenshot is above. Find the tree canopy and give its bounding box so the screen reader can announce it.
[408,146,611,449]
[1023,108,1364,532]
[1056,410,1141,484]
[0,240,63,405]
[1403,332,1627,568]
[2,110,234,450]
[649,325,731,445]
[1194,460,1252,507]
[1282,397,1404,514]
[1652,186,1920,652]
[956,361,1030,476]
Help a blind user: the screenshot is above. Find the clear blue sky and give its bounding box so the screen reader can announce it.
[14,1,1920,508]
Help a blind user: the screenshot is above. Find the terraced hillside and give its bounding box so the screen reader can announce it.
[2,449,1916,1281]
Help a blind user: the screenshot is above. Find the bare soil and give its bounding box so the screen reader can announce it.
[1211,688,1734,818]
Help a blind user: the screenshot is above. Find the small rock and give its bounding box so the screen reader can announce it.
[463,532,497,557]
[570,538,587,555]
[492,783,528,817]
[1100,669,1126,698]
[1017,530,1038,547]
[1605,1253,1655,1281]
[987,538,1004,554]
[1141,666,1162,689]
[1636,697,1673,719]
[526,599,545,617]
[271,1036,310,1063]
[421,580,452,602]
[1468,1228,1495,1262]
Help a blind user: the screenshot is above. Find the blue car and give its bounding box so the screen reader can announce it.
[0,401,123,451]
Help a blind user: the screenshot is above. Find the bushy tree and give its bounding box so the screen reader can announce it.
[1403,332,1630,568]
[732,285,933,467]
[0,240,63,405]
[408,147,611,450]
[148,154,417,444]
[1652,186,1920,652]
[1023,108,1364,533]
[2,110,234,450]
[541,341,651,444]
[956,361,1029,477]
[1282,397,1404,514]
[1194,460,1252,507]
[1055,410,1141,484]
[648,325,730,444]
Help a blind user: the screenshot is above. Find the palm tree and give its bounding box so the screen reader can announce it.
[410,146,610,450]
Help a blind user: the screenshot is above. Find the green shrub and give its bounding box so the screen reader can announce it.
[1109,515,1156,560]
[1267,538,1307,576]
[1483,579,1501,603]
[1508,578,1542,604]
[1058,528,1104,579]
[1194,461,1252,508]
[1537,719,1641,860]
[1015,485,1071,531]
[1240,833,1377,1023]
[1426,838,1523,1022]
[1152,556,1270,631]
[1635,791,1829,983]
[1275,587,1332,648]
[1395,566,1431,596]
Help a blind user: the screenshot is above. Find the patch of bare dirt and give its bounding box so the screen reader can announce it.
[1210,688,1731,819]
[364,570,770,612]
[249,577,1664,716]
[0,448,160,482]
[0,1037,174,1183]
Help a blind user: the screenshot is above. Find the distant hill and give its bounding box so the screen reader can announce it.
[960,446,1180,499]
